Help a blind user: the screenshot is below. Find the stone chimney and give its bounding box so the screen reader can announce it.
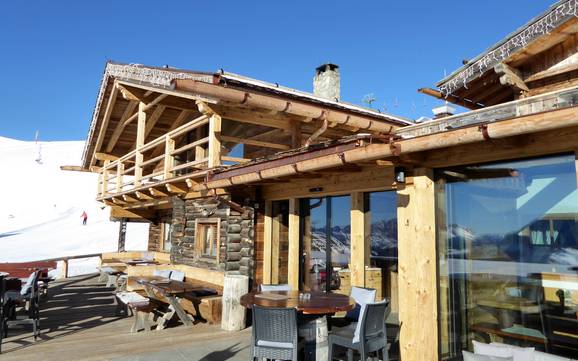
[432,104,456,119]
[313,63,340,101]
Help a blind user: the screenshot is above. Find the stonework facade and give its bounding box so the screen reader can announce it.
[147,210,172,252]
[169,196,255,276]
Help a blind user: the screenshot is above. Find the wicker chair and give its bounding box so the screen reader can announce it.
[251,305,301,361]
[259,284,291,292]
[329,299,391,361]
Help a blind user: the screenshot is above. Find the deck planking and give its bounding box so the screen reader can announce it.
[1,274,251,361]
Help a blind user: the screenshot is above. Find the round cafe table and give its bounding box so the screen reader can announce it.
[241,290,355,361]
[240,290,355,314]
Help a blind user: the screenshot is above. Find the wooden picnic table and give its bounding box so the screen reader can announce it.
[133,276,217,328]
[240,290,355,315]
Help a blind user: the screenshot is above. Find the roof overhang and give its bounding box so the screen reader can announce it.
[437,0,578,98]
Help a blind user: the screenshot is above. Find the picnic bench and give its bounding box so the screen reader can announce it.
[124,264,224,325]
[133,276,218,329]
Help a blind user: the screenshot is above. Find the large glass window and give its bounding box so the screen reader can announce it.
[437,154,578,359]
[366,191,398,310]
[300,195,351,292]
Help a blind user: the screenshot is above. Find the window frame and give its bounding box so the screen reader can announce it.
[160,222,173,253]
[194,218,221,262]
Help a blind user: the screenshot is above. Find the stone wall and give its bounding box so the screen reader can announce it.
[147,210,172,252]
[170,196,254,277]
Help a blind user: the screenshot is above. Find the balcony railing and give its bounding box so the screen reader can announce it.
[96,111,246,198]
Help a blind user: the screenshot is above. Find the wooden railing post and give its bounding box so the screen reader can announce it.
[134,101,146,186]
[208,113,222,168]
[102,159,110,196]
[164,135,175,179]
[116,161,124,193]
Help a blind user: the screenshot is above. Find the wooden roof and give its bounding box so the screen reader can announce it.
[82,62,412,169]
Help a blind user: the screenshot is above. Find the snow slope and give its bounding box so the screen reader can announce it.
[0,136,149,275]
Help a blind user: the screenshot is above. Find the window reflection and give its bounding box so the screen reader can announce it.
[438,154,578,359]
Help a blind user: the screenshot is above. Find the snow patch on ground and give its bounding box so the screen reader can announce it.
[0,136,149,275]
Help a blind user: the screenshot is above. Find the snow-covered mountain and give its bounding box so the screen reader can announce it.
[0,136,148,275]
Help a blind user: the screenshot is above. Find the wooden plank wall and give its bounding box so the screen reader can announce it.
[397,168,438,361]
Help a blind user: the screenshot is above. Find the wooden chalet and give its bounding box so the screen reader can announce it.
[81,1,578,359]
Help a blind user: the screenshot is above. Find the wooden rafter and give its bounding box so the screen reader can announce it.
[94,152,119,161]
[144,105,166,139]
[149,187,168,198]
[105,100,138,153]
[91,85,119,166]
[148,109,193,160]
[105,94,167,153]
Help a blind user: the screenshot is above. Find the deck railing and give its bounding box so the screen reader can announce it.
[96,112,251,198]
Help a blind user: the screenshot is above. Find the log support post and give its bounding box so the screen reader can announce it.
[164,136,175,180]
[263,200,273,285]
[208,113,222,168]
[397,168,438,361]
[134,101,146,186]
[350,192,366,287]
[287,198,300,290]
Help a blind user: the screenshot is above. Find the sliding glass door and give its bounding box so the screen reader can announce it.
[300,195,351,292]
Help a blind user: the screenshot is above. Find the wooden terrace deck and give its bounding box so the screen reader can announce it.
[1,274,250,361]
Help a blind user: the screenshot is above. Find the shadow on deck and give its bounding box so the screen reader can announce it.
[1,274,251,361]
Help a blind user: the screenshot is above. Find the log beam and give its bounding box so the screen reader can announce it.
[494,63,529,93]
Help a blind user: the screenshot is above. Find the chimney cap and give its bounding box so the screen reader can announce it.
[316,63,339,74]
[432,104,456,117]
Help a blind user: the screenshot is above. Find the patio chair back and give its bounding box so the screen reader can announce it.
[361,299,390,339]
[252,305,299,360]
[259,284,290,292]
[346,286,376,321]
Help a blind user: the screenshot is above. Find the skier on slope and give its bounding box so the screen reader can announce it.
[81,211,88,225]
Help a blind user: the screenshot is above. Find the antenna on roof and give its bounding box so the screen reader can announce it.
[362,93,376,108]
[34,130,43,164]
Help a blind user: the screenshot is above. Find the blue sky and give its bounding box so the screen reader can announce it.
[0,0,554,141]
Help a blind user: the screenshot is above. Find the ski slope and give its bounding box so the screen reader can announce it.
[0,136,149,276]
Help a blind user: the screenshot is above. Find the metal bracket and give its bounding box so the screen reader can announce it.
[478,124,491,141]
